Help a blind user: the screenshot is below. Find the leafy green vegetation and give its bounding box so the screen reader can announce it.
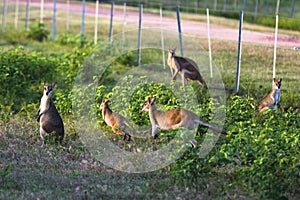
[0,10,300,199]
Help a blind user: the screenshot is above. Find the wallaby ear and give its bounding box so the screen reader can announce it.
[52,82,57,88]
[279,78,282,82]
[107,98,111,102]
[148,97,151,103]
[173,47,176,52]
[152,96,157,103]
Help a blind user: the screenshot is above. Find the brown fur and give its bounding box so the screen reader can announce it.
[142,96,227,144]
[100,98,132,140]
[167,48,205,87]
[37,82,64,143]
[258,78,282,113]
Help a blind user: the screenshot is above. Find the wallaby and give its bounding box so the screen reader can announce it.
[37,82,64,143]
[167,47,205,87]
[258,78,282,113]
[100,98,132,141]
[142,96,229,147]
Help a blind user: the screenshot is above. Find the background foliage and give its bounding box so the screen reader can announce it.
[0,2,300,198]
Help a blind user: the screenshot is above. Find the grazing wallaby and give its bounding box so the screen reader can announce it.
[258,78,282,113]
[167,47,205,87]
[37,82,64,143]
[142,96,229,146]
[100,98,132,141]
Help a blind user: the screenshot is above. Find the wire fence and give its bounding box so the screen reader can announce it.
[1,0,299,92]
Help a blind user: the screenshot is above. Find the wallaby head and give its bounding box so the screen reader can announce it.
[38,81,64,143]
[44,81,57,97]
[141,96,156,111]
[168,47,176,57]
[100,98,111,110]
[273,78,282,90]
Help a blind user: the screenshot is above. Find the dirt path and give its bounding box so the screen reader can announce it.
[15,0,300,48]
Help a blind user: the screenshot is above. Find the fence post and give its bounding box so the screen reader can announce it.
[235,11,244,93]
[207,8,213,78]
[276,0,280,14]
[94,0,99,45]
[266,0,269,16]
[186,0,189,12]
[223,0,226,12]
[243,0,246,12]
[66,0,70,31]
[137,4,143,66]
[81,0,86,48]
[40,0,44,23]
[160,7,166,69]
[254,0,258,21]
[290,0,295,17]
[273,14,279,80]
[176,6,184,56]
[121,2,127,52]
[25,0,30,31]
[52,0,56,41]
[214,0,217,10]
[109,2,114,42]
[15,0,19,29]
[2,0,7,32]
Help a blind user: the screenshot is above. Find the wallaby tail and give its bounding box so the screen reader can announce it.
[195,119,227,135]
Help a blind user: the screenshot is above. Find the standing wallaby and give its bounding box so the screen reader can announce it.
[100,98,132,141]
[37,82,64,143]
[167,47,205,87]
[142,96,229,146]
[258,78,282,113]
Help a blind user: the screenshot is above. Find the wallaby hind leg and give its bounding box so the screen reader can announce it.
[39,126,47,145]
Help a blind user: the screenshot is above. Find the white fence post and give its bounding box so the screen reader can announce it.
[66,0,70,31]
[15,0,19,29]
[160,7,166,69]
[121,2,127,52]
[2,0,7,32]
[94,0,99,45]
[40,0,44,23]
[273,14,279,80]
[207,8,213,78]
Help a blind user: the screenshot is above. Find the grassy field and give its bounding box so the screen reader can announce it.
[1,4,300,199]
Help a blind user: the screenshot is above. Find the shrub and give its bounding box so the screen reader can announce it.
[27,22,49,42]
